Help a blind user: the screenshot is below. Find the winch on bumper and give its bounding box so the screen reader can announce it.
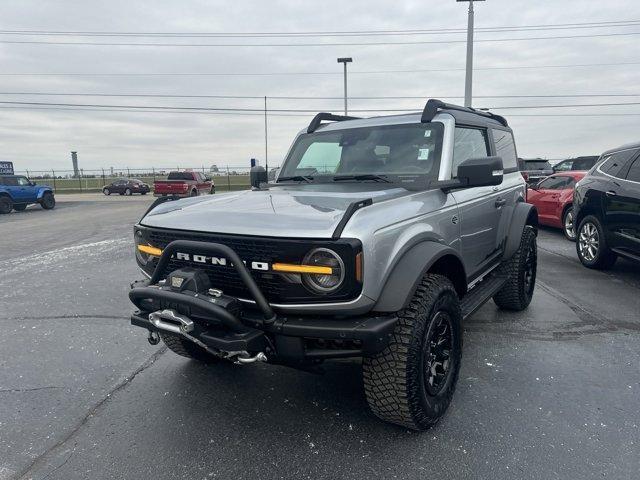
[129,240,397,365]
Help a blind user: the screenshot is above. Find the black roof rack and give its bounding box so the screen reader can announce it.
[421,99,508,127]
[307,112,361,134]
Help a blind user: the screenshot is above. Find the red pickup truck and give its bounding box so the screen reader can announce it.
[153,171,215,197]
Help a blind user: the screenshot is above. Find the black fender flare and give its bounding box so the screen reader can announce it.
[373,242,466,313]
[503,202,538,260]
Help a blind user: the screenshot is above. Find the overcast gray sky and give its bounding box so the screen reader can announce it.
[1,0,639,172]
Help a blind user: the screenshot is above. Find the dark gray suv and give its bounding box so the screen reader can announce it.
[128,99,538,430]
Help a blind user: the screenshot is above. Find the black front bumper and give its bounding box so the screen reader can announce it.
[130,239,396,363]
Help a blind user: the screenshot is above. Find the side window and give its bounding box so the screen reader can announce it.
[538,176,570,190]
[600,150,637,178]
[554,160,572,172]
[298,142,343,174]
[17,177,30,186]
[492,129,517,170]
[626,158,640,183]
[452,127,489,177]
[2,176,18,186]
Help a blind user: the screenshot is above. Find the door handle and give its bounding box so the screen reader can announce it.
[606,190,617,197]
[495,198,506,208]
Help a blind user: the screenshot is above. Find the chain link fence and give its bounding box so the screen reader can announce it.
[13,166,280,194]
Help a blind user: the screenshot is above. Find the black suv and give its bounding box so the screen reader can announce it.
[553,155,599,173]
[574,142,640,269]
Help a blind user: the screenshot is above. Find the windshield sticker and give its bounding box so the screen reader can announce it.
[417,148,430,160]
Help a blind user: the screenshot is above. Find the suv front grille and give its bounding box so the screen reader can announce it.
[141,228,361,304]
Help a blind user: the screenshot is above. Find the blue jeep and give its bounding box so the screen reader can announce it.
[0,175,56,214]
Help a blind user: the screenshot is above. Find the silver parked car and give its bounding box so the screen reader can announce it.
[129,99,538,430]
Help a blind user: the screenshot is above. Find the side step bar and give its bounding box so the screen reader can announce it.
[460,271,508,320]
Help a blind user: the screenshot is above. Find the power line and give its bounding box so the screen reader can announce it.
[1,61,638,77]
[1,91,640,100]
[1,105,639,118]
[2,100,640,112]
[0,105,305,116]
[1,31,638,47]
[1,19,639,37]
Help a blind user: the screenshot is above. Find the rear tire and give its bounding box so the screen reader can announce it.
[40,192,56,210]
[190,189,198,197]
[493,226,537,311]
[363,274,463,430]
[125,188,132,196]
[159,332,220,364]
[13,204,27,211]
[103,188,111,195]
[562,206,576,241]
[0,196,12,214]
[210,187,215,194]
[576,215,617,270]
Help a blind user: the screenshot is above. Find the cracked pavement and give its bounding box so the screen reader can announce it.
[1,194,639,479]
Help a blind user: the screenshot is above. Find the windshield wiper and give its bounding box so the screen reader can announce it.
[332,174,391,183]
[277,175,314,183]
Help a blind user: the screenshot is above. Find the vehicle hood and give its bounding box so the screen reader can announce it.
[140,184,410,238]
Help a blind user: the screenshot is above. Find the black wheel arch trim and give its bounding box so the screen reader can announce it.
[373,242,467,313]
[503,202,538,260]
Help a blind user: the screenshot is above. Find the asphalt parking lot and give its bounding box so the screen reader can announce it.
[1,194,639,480]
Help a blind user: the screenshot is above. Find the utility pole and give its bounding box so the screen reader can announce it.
[264,96,268,173]
[458,0,484,107]
[337,57,353,115]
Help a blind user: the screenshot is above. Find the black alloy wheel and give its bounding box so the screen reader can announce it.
[422,311,454,396]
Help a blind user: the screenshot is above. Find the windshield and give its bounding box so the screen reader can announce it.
[167,172,194,180]
[279,123,444,187]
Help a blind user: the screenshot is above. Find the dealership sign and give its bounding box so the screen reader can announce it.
[0,161,14,175]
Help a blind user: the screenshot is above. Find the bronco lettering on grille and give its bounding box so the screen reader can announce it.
[175,252,269,271]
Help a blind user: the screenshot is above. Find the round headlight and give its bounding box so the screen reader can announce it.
[302,248,345,293]
[134,230,150,266]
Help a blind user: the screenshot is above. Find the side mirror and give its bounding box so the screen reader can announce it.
[30,181,37,186]
[457,156,503,188]
[250,166,268,189]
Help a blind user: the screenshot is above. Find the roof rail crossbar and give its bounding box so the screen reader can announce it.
[307,112,361,134]
[421,99,508,127]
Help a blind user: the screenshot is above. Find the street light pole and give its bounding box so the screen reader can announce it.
[458,0,484,107]
[337,57,353,115]
[264,96,268,173]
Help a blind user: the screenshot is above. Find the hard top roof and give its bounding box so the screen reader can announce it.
[304,99,511,135]
[601,140,640,156]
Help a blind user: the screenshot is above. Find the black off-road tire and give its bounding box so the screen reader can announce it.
[13,204,27,211]
[159,332,220,364]
[0,196,12,214]
[493,226,537,311]
[40,192,56,210]
[576,215,617,270]
[362,274,463,430]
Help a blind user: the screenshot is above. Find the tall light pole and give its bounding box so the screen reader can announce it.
[264,96,268,173]
[337,57,353,115]
[458,0,484,107]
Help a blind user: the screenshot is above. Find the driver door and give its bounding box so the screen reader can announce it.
[13,176,36,202]
[450,126,504,280]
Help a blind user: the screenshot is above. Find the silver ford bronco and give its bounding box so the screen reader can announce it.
[130,99,538,430]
